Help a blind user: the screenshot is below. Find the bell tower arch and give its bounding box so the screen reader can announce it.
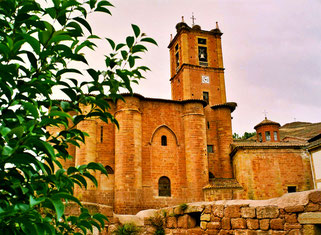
[169,21,226,106]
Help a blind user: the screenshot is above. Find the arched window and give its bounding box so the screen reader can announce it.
[161,135,167,146]
[105,165,114,174]
[158,176,171,197]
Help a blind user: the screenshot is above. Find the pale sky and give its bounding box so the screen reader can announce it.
[80,0,321,135]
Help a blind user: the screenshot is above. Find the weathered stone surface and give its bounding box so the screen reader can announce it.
[231,218,246,229]
[218,230,234,235]
[184,203,206,213]
[308,191,321,204]
[247,219,259,229]
[284,205,304,213]
[298,212,321,224]
[167,216,177,228]
[270,218,284,230]
[174,206,184,215]
[206,229,220,234]
[177,214,196,228]
[241,207,256,218]
[213,205,224,218]
[224,205,241,218]
[259,219,270,230]
[200,221,207,230]
[207,222,221,230]
[303,224,321,235]
[284,223,302,230]
[306,203,320,212]
[221,218,231,230]
[257,206,279,219]
[201,213,211,222]
[284,214,297,224]
[287,229,301,235]
[187,227,204,234]
[203,205,212,214]
[271,231,286,235]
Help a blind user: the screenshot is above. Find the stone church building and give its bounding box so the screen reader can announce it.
[62,21,315,215]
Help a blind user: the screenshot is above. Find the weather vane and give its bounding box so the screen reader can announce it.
[191,13,196,26]
[263,110,268,119]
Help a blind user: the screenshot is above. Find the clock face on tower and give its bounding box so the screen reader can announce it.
[202,75,210,84]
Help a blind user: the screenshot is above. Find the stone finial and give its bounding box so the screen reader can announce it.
[216,21,219,29]
[182,16,184,22]
[170,34,173,41]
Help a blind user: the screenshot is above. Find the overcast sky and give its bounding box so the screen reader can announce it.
[81,0,321,135]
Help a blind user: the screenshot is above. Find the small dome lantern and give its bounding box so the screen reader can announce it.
[254,117,281,142]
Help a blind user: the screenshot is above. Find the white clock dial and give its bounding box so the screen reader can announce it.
[202,75,209,84]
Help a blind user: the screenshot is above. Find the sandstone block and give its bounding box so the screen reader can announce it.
[270,218,284,230]
[167,216,177,228]
[200,221,207,230]
[298,212,321,224]
[288,229,301,235]
[218,230,233,235]
[284,223,302,230]
[305,203,320,212]
[221,217,231,230]
[212,205,224,218]
[308,191,321,203]
[284,205,304,213]
[224,205,241,218]
[241,207,256,218]
[177,214,196,228]
[185,204,204,214]
[256,231,270,235]
[259,219,270,230]
[303,224,321,235]
[285,214,297,223]
[206,229,220,235]
[203,205,212,214]
[201,213,211,222]
[174,206,184,215]
[187,227,204,234]
[231,218,246,229]
[207,222,221,230]
[271,231,285,235]
[257,206,279,219]
[247,219,259,229]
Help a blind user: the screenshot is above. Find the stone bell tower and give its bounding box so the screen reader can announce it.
[169,20,236,180]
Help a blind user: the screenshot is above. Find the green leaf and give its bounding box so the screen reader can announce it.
[49,198,64,220]
[106,38,115,50]
[115,43,125,51]
[73,17,92,34]
[30,195,45,207]
[141,37,158,46]
[87,162,107,175]
[131,44,147,53]
[95,6,111,15]
[22,34,41,54]
[131,24,140,38]
[26,51,37,69]
[10,126,24,139]
[48,111,72,119]
[61,88,77,101]
[56,68,82,77]
[22,101,39,118]
[126,36,134,48]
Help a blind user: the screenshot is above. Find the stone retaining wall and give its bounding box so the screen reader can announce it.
[107,190,321,234]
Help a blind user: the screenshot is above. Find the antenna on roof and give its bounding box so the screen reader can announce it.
[191,13,196,26]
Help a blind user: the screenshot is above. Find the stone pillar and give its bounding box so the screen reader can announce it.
[212,107,233,178]
[114,96,142,214]
[183,101,209,201]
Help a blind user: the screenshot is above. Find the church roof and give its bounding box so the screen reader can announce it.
[254,117,281,130]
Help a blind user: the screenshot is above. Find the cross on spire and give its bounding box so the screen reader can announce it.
[263,110,268,119]
[191,13,196,26]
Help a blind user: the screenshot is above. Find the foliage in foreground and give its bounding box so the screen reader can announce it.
[113,223,140,235]
[0,0,156,234]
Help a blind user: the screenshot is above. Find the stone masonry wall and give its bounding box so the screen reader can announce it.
[106,189,321,235]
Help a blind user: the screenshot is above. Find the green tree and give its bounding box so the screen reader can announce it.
[0,0,156,234]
